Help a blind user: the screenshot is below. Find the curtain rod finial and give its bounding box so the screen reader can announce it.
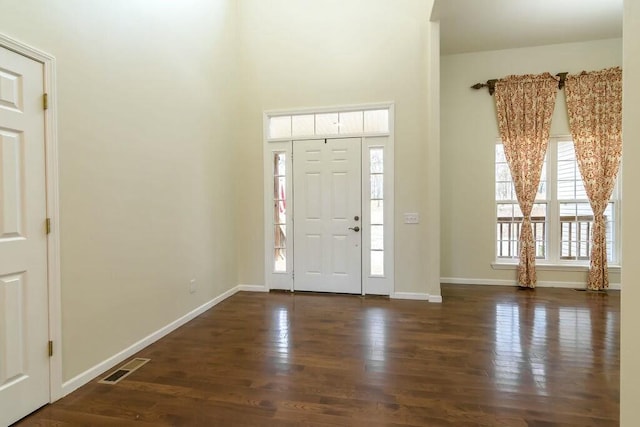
[556,72,568,89]
[487,79,497,95]
[471,79,498,95]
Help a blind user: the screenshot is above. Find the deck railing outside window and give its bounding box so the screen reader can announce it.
[496,216,547,259]
[497,214,611,261]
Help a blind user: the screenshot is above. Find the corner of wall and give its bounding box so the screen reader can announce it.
[424,18,442,299]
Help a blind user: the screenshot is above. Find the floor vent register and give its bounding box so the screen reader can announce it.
[99,358,150,385]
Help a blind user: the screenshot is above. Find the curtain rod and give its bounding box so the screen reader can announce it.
[471,72,568,95]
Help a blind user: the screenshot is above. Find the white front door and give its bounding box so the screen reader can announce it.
[0,45,50,426]
[293,138,362,294]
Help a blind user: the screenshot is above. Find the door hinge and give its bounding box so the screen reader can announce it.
[43,93,48,110]
[48,341,53,357]
[46,218,51,234]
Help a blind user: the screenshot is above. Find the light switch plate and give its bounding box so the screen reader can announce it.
[404,213,419,224]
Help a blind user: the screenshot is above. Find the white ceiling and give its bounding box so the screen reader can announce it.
[435,0,623,55]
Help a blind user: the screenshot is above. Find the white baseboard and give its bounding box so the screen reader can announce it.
[441,277,621,291]
[61,284,242,397]
[237,284,269,292]
[429,295,443,303]
[391,292,443,303]
[442,278,513,287]
[391,292,429,301]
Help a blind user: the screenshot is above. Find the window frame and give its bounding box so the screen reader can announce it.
[494,136,621,268]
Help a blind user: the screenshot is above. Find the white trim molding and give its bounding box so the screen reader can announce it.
[391,292,428,300]
[237,284,269,292]
[441,277,621,291]
[429,295,443,303]
[390,292,442,304]
[0,33,62,402]
[391,292,442,303]
[61,284,268,397]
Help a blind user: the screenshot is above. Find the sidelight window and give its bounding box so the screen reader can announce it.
[370,147,384,276]
[273,152,287,272]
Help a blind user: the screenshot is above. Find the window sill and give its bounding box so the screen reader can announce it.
[491,262,621,273]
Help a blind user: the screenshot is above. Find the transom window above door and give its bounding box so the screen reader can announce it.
[268,108,390,140]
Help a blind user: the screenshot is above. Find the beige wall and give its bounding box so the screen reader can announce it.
[236,0,438,295]
[0,0,440,387]
[440,39,623,286]
[0,0,239,381]
[621,0,640,424]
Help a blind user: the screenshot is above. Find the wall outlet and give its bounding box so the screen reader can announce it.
[189,279,196,294]
[404,212,420,224]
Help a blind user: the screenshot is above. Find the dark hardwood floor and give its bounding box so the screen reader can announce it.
[16,284,620,426]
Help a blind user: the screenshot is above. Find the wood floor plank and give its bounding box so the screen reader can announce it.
[15,285,619,426]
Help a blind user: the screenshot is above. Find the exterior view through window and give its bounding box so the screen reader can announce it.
[496,138,617,264]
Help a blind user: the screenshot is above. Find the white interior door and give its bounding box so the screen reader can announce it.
[293,138,361,294]
[0,45,50,426]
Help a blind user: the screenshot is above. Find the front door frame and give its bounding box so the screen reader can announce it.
[0,33,62,402]
[263,103,395,296]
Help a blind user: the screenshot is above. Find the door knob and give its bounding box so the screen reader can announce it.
[348,226,360,232]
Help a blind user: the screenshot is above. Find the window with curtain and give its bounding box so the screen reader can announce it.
[495,137,619,264]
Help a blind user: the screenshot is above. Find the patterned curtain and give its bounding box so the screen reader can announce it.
[565,67,623,291]
[494,73,559,288]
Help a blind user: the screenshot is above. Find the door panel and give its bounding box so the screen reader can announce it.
[1,129,25,238]
[0,45,49,426]
[293,138,361,294]
[0,67,23,112]
[0,273,26,384]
